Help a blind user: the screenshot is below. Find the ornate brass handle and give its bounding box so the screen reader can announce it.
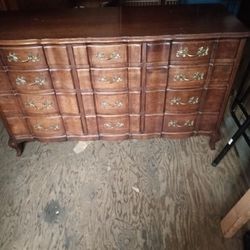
[104,122,124,129]
[25,100,54,110]
[101,100,123,108]
[7,52,40,63]
[99,76,123,84]
[174,72,205,81]
[168,120,194,128]
[96,52,121,61]
[16,76,46,86]
[170,96,199,105]
[33,124,60,131]
[176,46,209,58]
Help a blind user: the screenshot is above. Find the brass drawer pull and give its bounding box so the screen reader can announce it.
[25,100,53,110]
[96,51,121,61]
[168,120,194,127]
[174,72,205,81]
[101,100,123,108]
[170,96,199,105]
[99,76,123,84]
[176,46,209,58]
[7,52,40,63]
[34,124,60,131]
[104,122,124,129]
[16,76,46,86]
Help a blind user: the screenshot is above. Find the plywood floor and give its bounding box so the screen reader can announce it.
[0,121,249,250]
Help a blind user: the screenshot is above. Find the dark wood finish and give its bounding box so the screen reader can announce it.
[0,5,249,155]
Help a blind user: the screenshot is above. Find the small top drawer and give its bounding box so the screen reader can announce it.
[88,44,127,67]
[1,46,46,68]
[171,41,213,64]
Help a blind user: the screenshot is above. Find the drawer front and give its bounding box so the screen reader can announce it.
[215,39,239,59]
[144,115,163,133]
[210,64,233,85]
[50,69,74,89]
[1,47,46,68]
[20,94,58,115]
[146,67,168,90]
[171,41,212,64]
[91,68,127,91]
[28,116,65,137]
[168,66,207,89]
[56,93,79,115]
[145,91,165,114]
[146,42,170,63]
[0,71,12,92]
[8,70,52,91]
[44,46,70,67]
[0,94,21,114]
[98,116,129,134]
[165,89,202,112]
[63,116,84,136]
[6,116,30,136]
[163,114,197,132]
[95,93,128,115]
[88,44,127,67]
[202,88,227,113]
[198,114,219,132]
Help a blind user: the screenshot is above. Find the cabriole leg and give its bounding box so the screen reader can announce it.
[8,138,24,156]
[209,132,221,150]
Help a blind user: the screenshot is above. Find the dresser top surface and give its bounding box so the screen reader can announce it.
[0,4,249,41]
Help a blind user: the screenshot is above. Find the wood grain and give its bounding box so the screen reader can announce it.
[0,120,248,250]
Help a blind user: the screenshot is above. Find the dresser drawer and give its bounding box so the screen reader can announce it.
[0,71,12,92]
[44,46,70,67]
[63,116,84,136]
[8,70,52,92]
[165,89,202,113]
[146,66,168,90]
[1,46,46,68]
[20,94,59,115]
[88,44,127,67]
[210,64,233,85]
[28,116,65,137]
[163,114,197,132]
[6,116,30,137]
[202,88,227,113]
[168,66,207,89]
[0,94,21,115]
[146,42,170,63]
[95,93,128,115]
[98,115,129,134]
[91,68,127,91]
[50,69,74,89]
[56,93,79,115]
[171,41,213,64]
[215,39,240,59]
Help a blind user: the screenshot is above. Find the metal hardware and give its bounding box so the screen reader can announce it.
[33,124,60,131]
[96,51,121,61]
[176,46,209,58]
[16,76,46,86]
[174,72,205,81]
[170,96,199,105]
[25,100,53,110]
[7,52,40,63]
[101,100,123,108]
[99,76,123,84]
[168,120,194,127]
[104,122,124,129]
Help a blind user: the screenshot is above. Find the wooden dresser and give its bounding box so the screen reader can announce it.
[0,5,249,156]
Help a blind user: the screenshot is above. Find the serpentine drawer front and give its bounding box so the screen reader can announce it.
[0,5,249,156]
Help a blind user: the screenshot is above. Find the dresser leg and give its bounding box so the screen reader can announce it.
[209,133,220,150]
[8,138,24,156]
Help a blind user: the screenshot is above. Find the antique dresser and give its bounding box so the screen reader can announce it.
[0,5,249,156]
